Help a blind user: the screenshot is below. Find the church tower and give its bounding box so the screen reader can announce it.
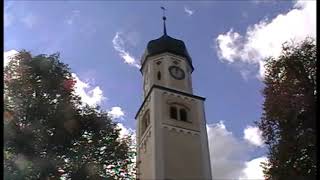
[135,12,212,180]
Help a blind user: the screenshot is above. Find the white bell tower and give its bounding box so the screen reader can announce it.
[135,9,212,180]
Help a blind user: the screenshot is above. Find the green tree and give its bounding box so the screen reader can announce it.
[257,38,316,180]
[4,51,136,179]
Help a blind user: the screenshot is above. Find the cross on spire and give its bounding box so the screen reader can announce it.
[161,6,167,36]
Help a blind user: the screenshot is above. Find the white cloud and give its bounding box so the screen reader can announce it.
[4,50,19,67]
[244,126,264,147]
[207,121,247,179]
[111,120,267,179]
[184,6,194,16]
[4,52,105,107]
[116,123,136,143]
[72,73,105,107]
[108,106,125,120]
[216,29,242,63]
[22,14,37,29]
[116,122,136,177]
[215,0,316,79]
[240,156,268,180]
[112,32,141,68]
[207,121,267,179]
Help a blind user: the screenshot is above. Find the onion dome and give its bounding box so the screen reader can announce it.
[140,11,194,72]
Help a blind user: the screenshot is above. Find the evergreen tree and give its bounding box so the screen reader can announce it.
[257,38,316,180]
[4,51,136,179]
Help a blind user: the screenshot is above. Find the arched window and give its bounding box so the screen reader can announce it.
[180,108,187,122]
[170,106,178,120]
[157,71,161,80]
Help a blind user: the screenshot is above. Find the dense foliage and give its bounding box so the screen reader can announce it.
[257,38,316,179]
[4,51,136,179]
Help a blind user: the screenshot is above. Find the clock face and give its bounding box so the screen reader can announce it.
[169,66,185,80]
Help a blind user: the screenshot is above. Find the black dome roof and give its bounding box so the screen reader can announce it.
[140,34,194,72]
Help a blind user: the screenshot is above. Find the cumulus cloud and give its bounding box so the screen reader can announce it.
[4,50,19,67]
[114,120,266,179]
[244,126,264,147]
[4,51,105,107]
[184,6,194,16]
[112,32,141,68]
[216,29,243,63]
[240,156,268,180]
[215,0,316,79]
[108,106,125,120]
[117,123,136,143]
[207,121,266,179]
[72,73,105,107]
[116,122,136,176]
[207,121,247,179]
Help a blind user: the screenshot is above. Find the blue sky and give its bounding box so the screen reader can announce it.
[4,0,315,179]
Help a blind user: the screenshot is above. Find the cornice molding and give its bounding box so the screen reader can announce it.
[135,85,205,119]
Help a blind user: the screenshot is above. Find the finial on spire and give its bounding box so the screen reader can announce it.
[161,6,167,36]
